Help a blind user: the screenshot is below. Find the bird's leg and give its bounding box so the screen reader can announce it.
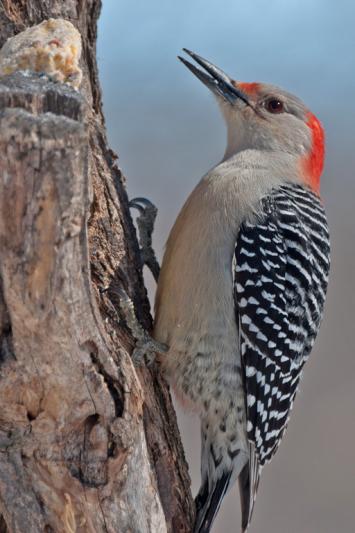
[108,286,168,366]
[115,197,164,365]
[114,198,167,366]
[129,197,160,282]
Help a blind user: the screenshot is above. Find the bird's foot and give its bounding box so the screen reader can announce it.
[132,334,168,366]
[115,286,167,366]
[129,197,160,283]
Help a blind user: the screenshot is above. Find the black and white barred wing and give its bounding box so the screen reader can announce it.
[234,183,330,468]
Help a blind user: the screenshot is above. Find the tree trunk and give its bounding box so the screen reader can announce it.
[0,2,194,532]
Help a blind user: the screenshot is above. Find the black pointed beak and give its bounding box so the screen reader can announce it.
[178,48,250,107]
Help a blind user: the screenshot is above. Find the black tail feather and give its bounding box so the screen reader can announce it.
[238,462,251,532]
[239,458,260,532]
[194,472,232,533]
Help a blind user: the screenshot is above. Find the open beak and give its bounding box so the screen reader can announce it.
[178,48,250,107]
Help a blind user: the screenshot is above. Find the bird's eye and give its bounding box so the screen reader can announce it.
[265,98,284,114]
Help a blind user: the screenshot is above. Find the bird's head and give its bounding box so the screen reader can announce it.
[179,49,324,193]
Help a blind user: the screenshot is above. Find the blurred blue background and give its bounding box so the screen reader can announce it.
[98,1,355,531]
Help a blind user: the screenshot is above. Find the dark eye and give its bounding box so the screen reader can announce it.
[265,98,284,114]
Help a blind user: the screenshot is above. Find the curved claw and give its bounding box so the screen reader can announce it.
[129,197,157,216]
[129,201,145,214]
[130,197,156,208]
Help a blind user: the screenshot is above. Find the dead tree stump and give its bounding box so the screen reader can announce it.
[0,3,193,532]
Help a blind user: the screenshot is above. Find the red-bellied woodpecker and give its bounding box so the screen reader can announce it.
[153,49,330,533]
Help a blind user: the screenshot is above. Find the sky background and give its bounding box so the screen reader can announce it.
[98,2,355,531]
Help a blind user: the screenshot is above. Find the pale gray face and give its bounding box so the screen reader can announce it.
[242,83,307,120]
[179,49,314,160]
[222,83,313,158]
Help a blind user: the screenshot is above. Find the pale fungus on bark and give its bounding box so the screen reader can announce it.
[0,18,82,88]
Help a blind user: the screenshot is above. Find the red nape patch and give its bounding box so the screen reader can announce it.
[237,82,260,96]
[301,112,325,193]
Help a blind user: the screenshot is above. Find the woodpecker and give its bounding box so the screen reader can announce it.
[153,49,330,533]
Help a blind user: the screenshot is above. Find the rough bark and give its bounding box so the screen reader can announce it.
[0,2,194,532]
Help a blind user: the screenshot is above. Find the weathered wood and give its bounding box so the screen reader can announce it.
[0,2,194,532]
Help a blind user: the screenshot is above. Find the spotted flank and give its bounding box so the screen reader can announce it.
[235,183,330,468]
